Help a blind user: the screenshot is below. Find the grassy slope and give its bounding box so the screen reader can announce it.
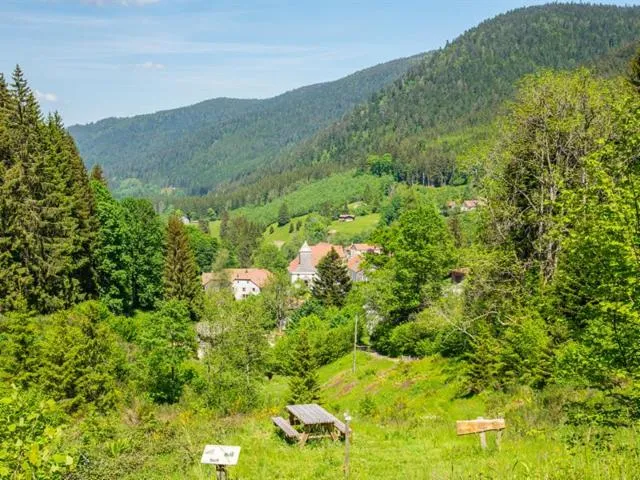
[327,214,380,237]
[234,172,392,226]
[113,353,638,479]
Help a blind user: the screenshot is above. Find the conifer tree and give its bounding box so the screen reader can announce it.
[163,215,202,318]
[0,68,97,313]
[90,164,108,186]
[288,330,320,404]
[311,248,352,307]
[277,202,290,226]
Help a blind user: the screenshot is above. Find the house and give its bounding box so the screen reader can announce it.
[338,214,356,222]
[201,268,272,300]
[346,243,382,259]
[347,256,367,282]
[288,241,379,284]
[288,242,345,284]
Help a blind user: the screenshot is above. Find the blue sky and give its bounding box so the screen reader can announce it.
[0,0,637,125]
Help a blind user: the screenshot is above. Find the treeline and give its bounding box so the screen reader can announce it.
[0,67,214,317]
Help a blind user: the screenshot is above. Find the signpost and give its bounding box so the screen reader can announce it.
[201,445,241,480]
[456,417,505,449]
[343,412,352,479]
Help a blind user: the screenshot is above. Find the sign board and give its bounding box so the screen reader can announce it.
[456,418,505,436]
[201,445,241,466]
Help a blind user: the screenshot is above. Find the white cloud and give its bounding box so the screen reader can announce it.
[82,0,160,6]
[35,90,58,102]
[138,60,165,70]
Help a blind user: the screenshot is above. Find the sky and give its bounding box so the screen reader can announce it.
[0,0,637,125]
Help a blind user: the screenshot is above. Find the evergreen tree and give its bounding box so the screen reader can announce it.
[287,330,320,404]
[0,67,97,313]
[219,209,229,239]
[90,164,107,186]
[311,247,351,307]
[121,198,164,310]
[277,202,290,226]
[163,216,202,318]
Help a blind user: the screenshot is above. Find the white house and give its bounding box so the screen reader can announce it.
[202,268,272,300]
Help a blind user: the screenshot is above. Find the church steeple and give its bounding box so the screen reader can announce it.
[299,241,313,270]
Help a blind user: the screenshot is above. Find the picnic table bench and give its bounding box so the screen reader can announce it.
[272,404,349,446]
[271,416,300,441]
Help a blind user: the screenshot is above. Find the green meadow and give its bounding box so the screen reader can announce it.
[81,352,640,480]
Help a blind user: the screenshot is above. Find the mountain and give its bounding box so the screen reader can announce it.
[196,3,640,213]
[69,55,424,194]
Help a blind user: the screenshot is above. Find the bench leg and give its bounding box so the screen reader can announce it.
[298,432,309,447]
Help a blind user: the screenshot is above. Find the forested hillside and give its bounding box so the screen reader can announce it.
[195,3,640,213]
[69,55,422,194]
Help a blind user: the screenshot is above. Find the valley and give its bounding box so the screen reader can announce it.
[1,3,640,479]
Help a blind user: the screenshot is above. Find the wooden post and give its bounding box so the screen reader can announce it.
[344,412,351,478]
[477,417,487,449]
[352,315,358,374]
[215,465,228,480]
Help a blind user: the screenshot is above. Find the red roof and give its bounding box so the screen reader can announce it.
[350,243,380,253]
[201,269,272,288]
[225,268,272,288]
[347,255,364,273]
[288,242,345,272]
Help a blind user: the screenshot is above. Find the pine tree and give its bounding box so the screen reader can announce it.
[311,247,352,307]
[288,330,320,404]
[90,164,107,186]
[164,216,202,319]
[277,202,290,226]
[0,67,96,313]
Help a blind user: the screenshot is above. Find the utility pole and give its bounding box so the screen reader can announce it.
[344,412,352,479]
[352,314,358,374]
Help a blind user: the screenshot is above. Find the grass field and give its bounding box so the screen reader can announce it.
[87,353,640,479]
[328,214,380,238]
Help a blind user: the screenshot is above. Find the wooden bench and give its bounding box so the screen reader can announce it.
[272,416,300,441]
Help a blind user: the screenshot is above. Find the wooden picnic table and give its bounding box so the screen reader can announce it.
[272,404,346,446]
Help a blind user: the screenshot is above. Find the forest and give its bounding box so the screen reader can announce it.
[69,55,421,196]
[168,3,640,216]
[2,3,640,479]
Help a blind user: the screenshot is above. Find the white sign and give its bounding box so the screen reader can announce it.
[201,445,241,466]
